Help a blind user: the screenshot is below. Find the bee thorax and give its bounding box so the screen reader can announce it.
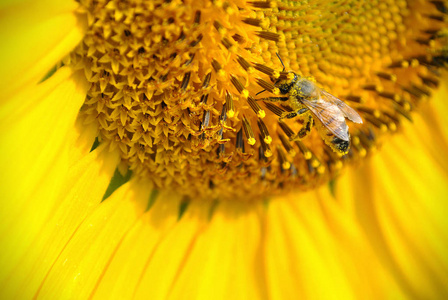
[297,79,316,97]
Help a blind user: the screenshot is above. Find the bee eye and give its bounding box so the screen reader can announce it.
[279,84,290,94]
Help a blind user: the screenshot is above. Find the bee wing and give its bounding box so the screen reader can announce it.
[302,98,350,141]
[321,90,363,124]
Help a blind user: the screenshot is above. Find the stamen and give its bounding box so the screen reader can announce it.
[419,74,439,88]
[263,101,285,117]
[232,33,246,44]
[382,110,399,122]
[411,83,432,96]
[184,54,195,66]
[212,59,225,76]
[189,34,203,47]
[248,1,276,9]
[376,72,397,82]
[236,128,245,154]
[200,93,209,104]
[393,103,413,121]
[236,55,254,73]
[214,20,226,35]
[243,18,262,27]
[257,119,272,144]
[247,96,266,118]
[242,116,256,145]
[201,110,211,131]
[278,121,294,139]
[363,84,383,93]
[252,63,278,78]
[358,107,381,118]
[259,134,273,157]
[278,132,296,157]
[194,10,201,25]
[222,38,237,52]
[230,75,249,98]
[225,91,235,118]
[344,95,366,104]
[426,14,447,22]
[256,31,281,42]
[255,78,279,94]
[388,60,411,68]
[180,72,191,91]
[430,1,448,14]
[364,116,388,132]
[202,72,212,89]
[378,91,401,102]
[402,86,425,99]
[415,37,437,46]
[277,146,291,170]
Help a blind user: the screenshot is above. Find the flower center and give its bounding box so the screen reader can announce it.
[70,0,447,200]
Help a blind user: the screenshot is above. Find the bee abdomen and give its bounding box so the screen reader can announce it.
[332,136,350,153]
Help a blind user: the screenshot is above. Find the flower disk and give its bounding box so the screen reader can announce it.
[69,0,448,200]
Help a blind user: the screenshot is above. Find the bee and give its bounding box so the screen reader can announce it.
[259,54,363,155]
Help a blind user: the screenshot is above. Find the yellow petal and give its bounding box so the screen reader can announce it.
[335,84,448,298]
[1,144,119,299]
[0,67,90,285]
[0,0,67,9]
[36,178,151,299]
[411,82,448,177]
[0,0,86,99]
[91,191,184,299]
[0,67,89,214]
[166,201,265,300]
[132,200,211,299]
[263,187,404,299]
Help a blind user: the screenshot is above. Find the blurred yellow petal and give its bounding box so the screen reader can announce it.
[0,0,68,9]
[335,84,448,299]
[0,0,86,99]
[264,187,405,299]
[412,83,448,177]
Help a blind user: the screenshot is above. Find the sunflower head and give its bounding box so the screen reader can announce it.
[68,0,448,200]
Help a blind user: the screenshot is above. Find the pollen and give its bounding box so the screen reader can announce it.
[69,0,447,201]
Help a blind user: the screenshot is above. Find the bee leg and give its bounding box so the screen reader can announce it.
[258,97,289,102]
[280,107,308,120]
[279,111,297,120]
[291,115,313,141]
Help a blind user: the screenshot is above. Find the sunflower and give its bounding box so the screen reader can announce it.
[1,0,448,299]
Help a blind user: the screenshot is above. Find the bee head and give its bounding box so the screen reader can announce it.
[275,72,298,94]
[332,136,350,153]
